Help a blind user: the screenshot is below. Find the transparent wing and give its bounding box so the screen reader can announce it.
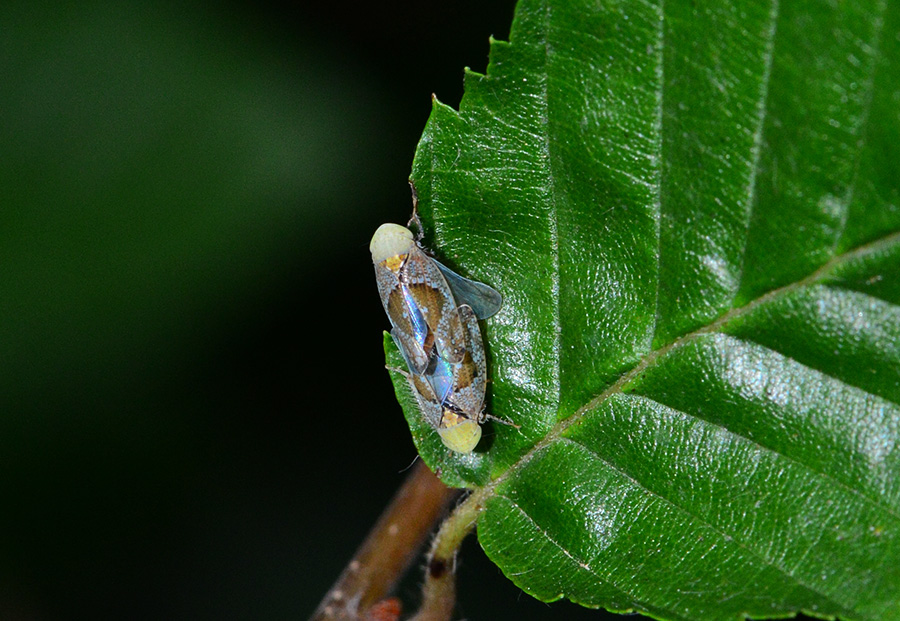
[433,259,503,320]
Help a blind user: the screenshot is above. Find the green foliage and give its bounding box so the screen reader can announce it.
[385,0,900,618]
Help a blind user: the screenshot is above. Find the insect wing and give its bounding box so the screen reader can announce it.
[425,351,454,405]
[407,367,482,454]
[437,304,487,418]
[433,259,503,320]
[398,246,466,365]
[371,223,465,374]
[374,260,432,373]
[399,304,492,454]
[418,304,489,454]
[389,328,425,383]
[372,223,503,454]
[406,368,445,430]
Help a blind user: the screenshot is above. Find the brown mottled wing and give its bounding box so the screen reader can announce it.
[407,369,445,429]
[401,247,465,365]
[443,304,486,421]
[374,259,431,373]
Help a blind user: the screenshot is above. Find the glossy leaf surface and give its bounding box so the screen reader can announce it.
[384,0,900,617]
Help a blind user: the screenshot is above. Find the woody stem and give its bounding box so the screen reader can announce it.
[409,492,483,621]
[310,461,459,620]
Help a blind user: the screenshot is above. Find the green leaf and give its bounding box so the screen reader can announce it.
[386,0,900,617]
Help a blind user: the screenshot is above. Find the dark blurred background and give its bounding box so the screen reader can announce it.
[0,1,613,619]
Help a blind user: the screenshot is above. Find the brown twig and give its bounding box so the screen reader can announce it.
[311,461,460,621]
[408,492,481,621]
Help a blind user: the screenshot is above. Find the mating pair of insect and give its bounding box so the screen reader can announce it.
[370,219,514,453]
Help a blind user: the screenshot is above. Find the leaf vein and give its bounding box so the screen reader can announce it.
[494,489,693,621]
[697,339,900,517]
[556,435,862,615]
[733,0,780,297]
[649,0,664,347]
[471,229,900,523]
[832,0,888,253]
[543,0,563,413]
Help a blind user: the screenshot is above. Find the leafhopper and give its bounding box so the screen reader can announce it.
[370,223,501,374]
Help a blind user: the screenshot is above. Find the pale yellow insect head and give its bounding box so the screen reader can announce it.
[438,410,483,453]
[370,223,415,265]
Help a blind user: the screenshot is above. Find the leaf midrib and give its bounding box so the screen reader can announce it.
[492,0,893,504]
[474,228,900,514]
[464,230,900,616]
[414,0,899,617]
